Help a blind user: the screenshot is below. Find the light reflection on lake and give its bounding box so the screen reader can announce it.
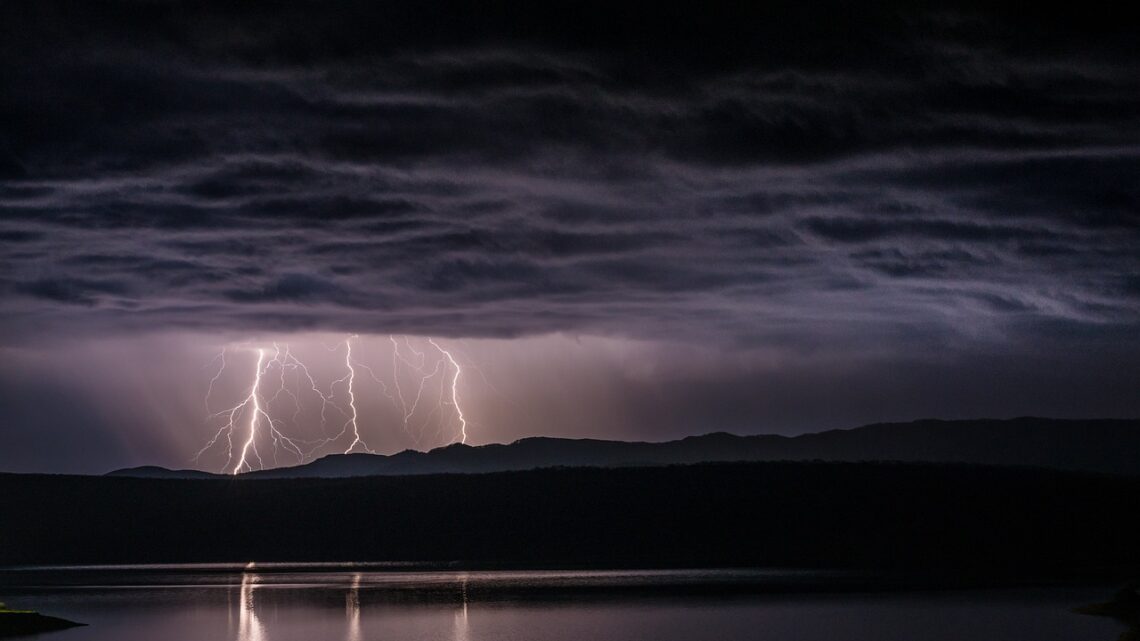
[237,570,264,641]
[0,566,1126,641]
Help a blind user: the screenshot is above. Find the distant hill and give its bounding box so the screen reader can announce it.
[107,417,1140,479]
[104,465,219,480]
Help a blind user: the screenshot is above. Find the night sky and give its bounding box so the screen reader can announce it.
[1,1,1137,473]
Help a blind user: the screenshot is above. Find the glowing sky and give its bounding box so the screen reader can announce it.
[1,2,1138,472]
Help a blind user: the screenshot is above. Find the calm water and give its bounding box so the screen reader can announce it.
[0,566,1125,641]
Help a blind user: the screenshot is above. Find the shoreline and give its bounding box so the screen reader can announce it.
[0,565,1132,598]
[0,609,84,638]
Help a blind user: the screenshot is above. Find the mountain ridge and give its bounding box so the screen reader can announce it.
[105,417,1140,479]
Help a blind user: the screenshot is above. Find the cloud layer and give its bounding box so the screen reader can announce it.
[2,2,1138,353]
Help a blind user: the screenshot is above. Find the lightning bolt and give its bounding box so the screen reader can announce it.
[352,359,394,402]
[390,335,431,448]
[404,336,426,368]
[263,342,354,460]
[196,335,479,472]
[382,335,473,446]
[404,356,444,439]
[196,344,251,469]
[341,337,373,454]
[264,344,303,428]
[429,338,468,444]
[301,336,376,455]
[232,348,272,474]
[285,346,351,443]
[203,347,226,413]
[195,348,263,472]
[196,346,307,473]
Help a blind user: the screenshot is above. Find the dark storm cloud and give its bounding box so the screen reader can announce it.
[802,217,1057,244]
[0,0,1137,351]
[848,248,994,279]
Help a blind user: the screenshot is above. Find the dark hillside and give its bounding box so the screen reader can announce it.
[7,461,1140,577]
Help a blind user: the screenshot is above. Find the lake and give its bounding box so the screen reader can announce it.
[0,565,1126,641]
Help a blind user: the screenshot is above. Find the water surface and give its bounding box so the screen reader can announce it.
[0,566,1124,641]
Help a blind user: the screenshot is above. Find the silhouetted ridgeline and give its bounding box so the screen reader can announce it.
[108,418,1140,479]
[4,462,1139,576]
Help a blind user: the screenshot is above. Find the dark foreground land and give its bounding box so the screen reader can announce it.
[2,462,1138,579]
[0,608,84,638]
